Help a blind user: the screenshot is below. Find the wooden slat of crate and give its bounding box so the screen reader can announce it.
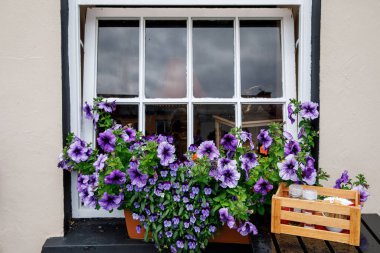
[280,210,350,229]
[279,197,352,215]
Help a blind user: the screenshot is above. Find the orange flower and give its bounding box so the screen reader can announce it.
[259,146,268,156]
[192,153,198,161]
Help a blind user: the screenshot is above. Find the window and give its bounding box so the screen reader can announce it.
[73,6,305,218]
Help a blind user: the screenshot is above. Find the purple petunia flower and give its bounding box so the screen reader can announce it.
[188,241,197,250]
[93,154,108,171]
[79,187,96,208]
[121,128,136,143]
[257,129,273,150]
[191,186,200,195]
[278,155,299,181]
[182,197,189,203]
[165,231,173,238]
[157,141,176,166]
[197,141,220,160]
[301,164,317,185]
[298,127,306,139]
[136,225,141,234]
[184,221,190,228]
[239,153,259,179]
[300,101,319,120]
[209,225,216,233]
[221,133,238,152]
[127,165,148,188]
[98,100,116,113]
[284,140,301,156]
[190,216,196,224]
[160,170,168,178]
[173,195,180,202]
[58,153,71,170]
[98,192,123,211]
[83,102,93,120]
[172,217,180,225]
[288,104,295,124]
[334,170,350,189]
[68,140,89,163]
[219,208,235,228]
[97,130,116,153]
[217,164,240,188]
[176,240,184,249]
[254,177,273,195]
[188,144,197,152]
[104,170,126,185]
[240,131,255,150]
[164,220,172,228]
[182,182,189,192]
[237,222,258,236]
[204,187,212,195]
[353,185,370,203]
[194,226,200,233]
[283,131,293,140]
[186,204,193,211]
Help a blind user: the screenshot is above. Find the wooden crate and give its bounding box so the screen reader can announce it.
[271,183,361,246]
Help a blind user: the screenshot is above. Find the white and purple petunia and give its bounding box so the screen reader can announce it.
[257,129,273,150]
[93,154,108,172]
[98,192,123,211]
[97,129,116,153]
[237,221,258,236]
[127,163,148,188]
[83,102,93,120]
[287,104,295,124]
[334,170,350,189]
[197,141,220,160]
[278,154,299,182]
[239,152,259,179]
[284,139,301,156]
[157,141,176,166]
[254,177,273,195]
[240,131,255,150]
[68,139,89,163]
[121,127,136,143]
[220,133,238,152]
[217,159,240,188]
[352,185,370,203]
[219,208,235,228]
[79,187,97,208]
[300,101,319,120]
[98,100,116,113]
[104,170,126,185]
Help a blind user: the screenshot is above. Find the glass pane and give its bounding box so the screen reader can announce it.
[145,20,187,98]
[240,20,282,98]
[193,104,235,146]
[145,104,187,154]
[113,104,139,129]
[97,20,139,98]
[193,20,234,98]
[241,104,283,148]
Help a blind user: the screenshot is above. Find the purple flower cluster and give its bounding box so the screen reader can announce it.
[301,156,317,185]
[278,155,299,182]
[77,173,98,208]
[121,128,136,143]
[221,133,238,152]
[284,140,301,156]
[287,104,296,124]
[240,131,255,150]
[239,152,258,179]
[104,170,126,185]
[219,208,235,228]
[98,192,123,211]
[334,170,349,189]
[127,163,148,188]
[98,100,116,113]
[93,154,107,171]
[237,222,258,236]
[197,141,219,160]
[157,141,175,166]
[353,185,370,203]
[216,158,240,188]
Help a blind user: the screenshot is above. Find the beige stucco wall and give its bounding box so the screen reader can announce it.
[0,0,63,252]
[320,0,380,214]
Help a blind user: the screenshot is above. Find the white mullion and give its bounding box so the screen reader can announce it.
[235,17,241,128]
[139,17,144,133]
[187,17,193,147]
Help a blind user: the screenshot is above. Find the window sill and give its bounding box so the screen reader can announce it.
[41,218,256,253]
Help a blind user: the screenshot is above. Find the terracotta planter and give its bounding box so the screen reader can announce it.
[124,210,249,244]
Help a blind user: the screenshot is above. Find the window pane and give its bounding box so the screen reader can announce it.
[240,20,282,98]
[97,20,139,98]
[193,20,234,98]
[145,104,187,154]
[145,21,187,98]
[241,104,283,148]
[113,104,139,130]
[193,104,235,146]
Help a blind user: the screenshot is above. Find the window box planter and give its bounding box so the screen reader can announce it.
[124,210,250,244]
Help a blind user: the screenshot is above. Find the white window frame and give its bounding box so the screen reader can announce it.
[69,1,312,218]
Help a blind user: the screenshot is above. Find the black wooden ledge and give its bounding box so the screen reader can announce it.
[42,214,380,253]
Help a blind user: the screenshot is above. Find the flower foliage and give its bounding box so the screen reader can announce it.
[57,97,369,252]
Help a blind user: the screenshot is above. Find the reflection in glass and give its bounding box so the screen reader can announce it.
[193,104,235,146]
[145,104,187,154]
[112,104,139,129]
[97,20,139,98]
[240,20,282,98]
[241,104,283,148]
[193,20,234,98]
[145,21,187,98]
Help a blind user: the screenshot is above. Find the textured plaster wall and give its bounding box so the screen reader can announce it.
[0,0,63,252]
[320,0,380,214]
